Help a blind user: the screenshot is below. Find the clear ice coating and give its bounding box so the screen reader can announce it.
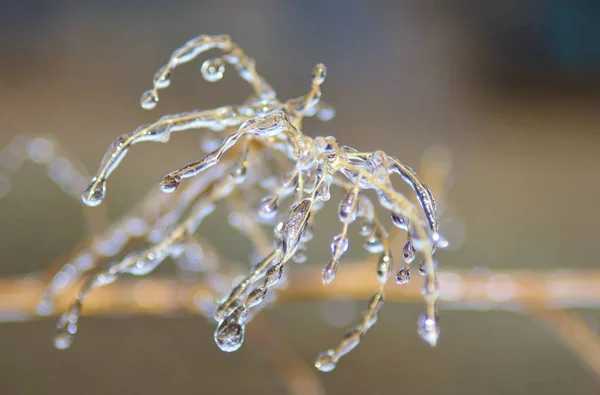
[54,34,446,372]
[417,313,440,346]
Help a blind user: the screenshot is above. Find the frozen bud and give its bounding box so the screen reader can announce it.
[330,233,349,259]
[395,267,411,285]
[417,313,440,347]
[201,58,225,82]
[376,251,393,283]
[315,349,337,372]
[258,196,279,219]
[339,189,358,223]
[403,240,416,264]
[322,260,338,285]
[391,213,408,230]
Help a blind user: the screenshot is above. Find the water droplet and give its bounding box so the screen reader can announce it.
[391,213,408,230]
[419,260,427,276]
[153,66,171,89]
[317,104,336,121]
[292,246,307,263]
[246,286,266,308]
[159,174,180,193]
[417,313,440,346]
[300,227,314,243]
[54,307,80,350]
[81,180,106,207]
[258,196,278,219]
[231,163,247,184]
[214,318,245,352]
[201,58,225,82]
[140,90,158,110]
[322,260,337,285]
[377,251,393,283]
[339,189,358,223]
[330,234,349,259]
[264,264,283,287]
[359,222,373,237]
[396,267,411,285]
[364,236,384,254]
[311,63,327,85]
[315,349,337,372]
[434,233,449,249]
[54,332,73,350]
[403,240,416,264]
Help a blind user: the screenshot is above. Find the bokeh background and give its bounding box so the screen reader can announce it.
[1,1,600,394]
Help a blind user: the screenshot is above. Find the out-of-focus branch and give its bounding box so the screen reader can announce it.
[2,265,600,321]
[248,317,326,395]
[532,308,600,381]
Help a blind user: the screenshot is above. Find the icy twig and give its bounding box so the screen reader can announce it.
[55,34,445,370]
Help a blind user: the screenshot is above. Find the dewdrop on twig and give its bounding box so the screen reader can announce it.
[51,34,447,372]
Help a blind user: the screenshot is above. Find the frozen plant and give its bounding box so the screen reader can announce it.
[50,34,446,371]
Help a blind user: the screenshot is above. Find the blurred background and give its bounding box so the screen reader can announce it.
[1,1,600,394]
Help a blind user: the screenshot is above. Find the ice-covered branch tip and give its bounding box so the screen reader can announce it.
[57,34,447,371]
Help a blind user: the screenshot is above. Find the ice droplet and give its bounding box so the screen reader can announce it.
[364,236,384,254]
[258,196,279,219]
[159,174,180,193]
[417,313,440,346]
[376,251,393,283]
[330,233,349,258]
[395,267,411,285]
[153,66,171,89]
[54,332,73,350]
[201,58,225,82]
[338,189,358,223]
[140,90,158,110]
[322,260,338,285]
[82,180,106,207]
[315,349,337,372]
[214,319,245,352]
[403,240,416,264]
[246,286,266,308]
[391,213,408,230]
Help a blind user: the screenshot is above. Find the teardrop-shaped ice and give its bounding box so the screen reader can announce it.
[322,260,338,285]
[338,189,358,223]
[153,66,172,89]
[201,58,225,82]
[258,196,279,220]
[364,236,384,254]
[395,267,411,285]
[376,251,393,283]
[417,313,440,346]
[140,90,158,110]
[403,240,416,264]
[214,318,245,352]
[314,349,337,372]
[246,286,266,308]
[264,264,283,287]
[330,233,349,259]
[391,213,408,230]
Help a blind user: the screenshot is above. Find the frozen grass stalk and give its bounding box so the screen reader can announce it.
[50,34,447,372]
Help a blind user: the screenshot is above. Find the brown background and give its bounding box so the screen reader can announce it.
[1,1,600,394]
